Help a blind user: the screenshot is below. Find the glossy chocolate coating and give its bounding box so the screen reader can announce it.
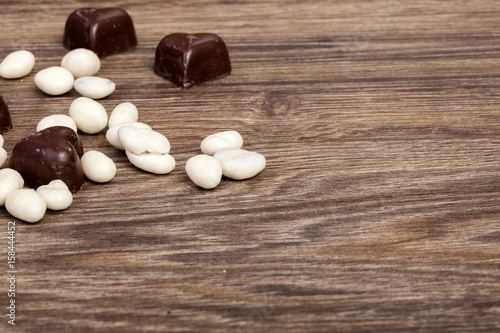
[9,126,84,193]
[63,8,137,57]
[0,95,13,134]
[154,33,231,88]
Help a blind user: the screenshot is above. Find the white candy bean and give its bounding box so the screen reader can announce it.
[126,151,175,174]
[34,66,74,96]
[106,122,152,150]
[200,130,243,155]
[36,114,78,133]
[0,50,35,79]
[61,48,100,78]
[81,150,116,183]
[108,102,138,128]
[6,189,46,223]
[69,97,108,134]
[0,168,24,206]
[0,134,6,167]
[185,155,222,189]
[213,148,266,180]
[118,126,170,155]
[36,180,73,211]
[74,76,115,99]
[0,147,6,167]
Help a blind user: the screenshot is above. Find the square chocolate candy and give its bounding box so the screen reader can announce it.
[63,8,137,57]
[154,33,231,89]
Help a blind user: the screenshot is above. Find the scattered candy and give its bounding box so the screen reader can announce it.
[81,150,116,183]
[0,133,5,167]
[108,102,138,128]
[213,148,266,180]
[0,50,36,79]
[61,48,101,78]
[117,126,174,174]
[118,126,170,155]
[154,33,231,88]
[64,8,137,57]
[36,179,73,211]
[9,126,84,193]
[69,97,108,134]
[1,12,267,223]
[106,122,152,150]
[0,147,6,167]
[6,189,46,223]
[34,66,74,96]
[185,154,222,189]
[37,114,78,133]
[0,168,24,206]
[126,150,175,174]
[201,130,243,155]
[74,76,116,99]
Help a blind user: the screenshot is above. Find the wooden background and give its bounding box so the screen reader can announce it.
[1,0,499,332]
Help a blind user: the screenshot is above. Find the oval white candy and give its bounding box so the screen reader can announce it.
[126,151,175,174]
[213,148,266,180]
[36,180,73,211]
[81,150,116,183]
[69,97,108,134]
[0,134,4,147]
[185,155,222,189]
[200,130,243,155]
[108,102,138,128]
[36,114,78,133]
[0,168,24,206]
[74,76,115,99]
[106,122,152,150]
[0,147,6,167]
[118,126,170,155]
[61,48,100,78]
[34,66,74,96]
[0,50,36,79]
[6,189,46,223]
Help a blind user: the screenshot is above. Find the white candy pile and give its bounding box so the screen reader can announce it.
[0,48,267,223]
[186,130,266,189]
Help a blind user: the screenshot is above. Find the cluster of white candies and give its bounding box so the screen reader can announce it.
[186,131,266,189]
[0,169,73,223]
[0,48,119,223]
[0,48,266,223]
[0,48,114,98]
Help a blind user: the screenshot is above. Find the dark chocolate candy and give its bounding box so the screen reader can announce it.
[154,33,231,89]
[63,8,137,57]
[9,126,84,193]
[0,95,13,134]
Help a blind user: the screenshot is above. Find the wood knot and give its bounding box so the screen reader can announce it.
[259,91,300,117]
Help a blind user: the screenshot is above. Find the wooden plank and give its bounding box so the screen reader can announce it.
[0,0,499,331]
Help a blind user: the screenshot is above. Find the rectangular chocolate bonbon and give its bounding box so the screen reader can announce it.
[154,33,231,88]
[63,8,137,57]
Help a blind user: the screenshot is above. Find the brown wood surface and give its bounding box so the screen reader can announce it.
[1,0,500,332]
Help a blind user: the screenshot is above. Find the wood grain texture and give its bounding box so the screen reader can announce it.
[0,0,499,332]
